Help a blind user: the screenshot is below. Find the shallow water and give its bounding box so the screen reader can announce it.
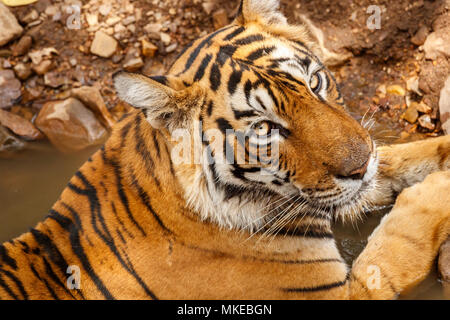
[0,139,446,299]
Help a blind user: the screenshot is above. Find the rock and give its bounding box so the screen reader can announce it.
[0,125,25,153]
[99,4,111,16]
[44,71,70,88]
[411,26,429,46]
[439,237,450,299]
[386,85,406,96]
[32,59,53,75]
[144,23,163,40]
[403,105,419,123]
[123,57,144,72]
[202,1,215,15]
[439,76,450,134]
[28,47,58,65]
[0,70,21,109]
[212,9,229,30]
[35,98,107,153]
[12,36,32,56]
[86,13,98,27]
[19,8,39,24]
[122,15,136,26]
[412,101,432,114]
[13,62,32,80]
[0,3,23,46]
[165,43,178,54]
[417,114,435,131]
[71,86,115,129]
[142,39,158,58]
[423,30,450,60]
[406,76,422,96]
[160,32,171,46]
[0,109,43,140]
[90,31,118,58]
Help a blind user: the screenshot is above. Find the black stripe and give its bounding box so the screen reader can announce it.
[227,69,243,95]
[224,26,245,40]
[282,279,347,293]
[178,26,233,75]
[193,54,213,82]
[0,272,18,299]
[246,46,275,61]
[0,268,28,299]
[233,34,264,46]
[216,117,234,134]
[0,245,17,270]
[206,100,214,116]
[209,62,221,91]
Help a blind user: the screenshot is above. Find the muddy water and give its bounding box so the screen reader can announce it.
[0,130,445,299]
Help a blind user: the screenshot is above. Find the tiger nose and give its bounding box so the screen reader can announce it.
[332,144,371,180]
[336,158,370,180]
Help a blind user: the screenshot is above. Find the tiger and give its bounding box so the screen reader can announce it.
[0,0,449,300]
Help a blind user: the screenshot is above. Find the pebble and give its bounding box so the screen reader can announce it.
[13,62,32,80]
[386,85,406,96]
[44,71,70,88]
[403,104,419,123]
[0,3,24,46]
[202,2,215,15]
[71,86,115,129]
[32,59,53,75]
[142,39,158,58]
[35,98,107,153]
[418,114,435,131]
[160,32,171,46]
[0,70,22,109]
[411,26,429,46]
[90,31,118,58]
[0,109,43,141]
[12,36,33,57]
[165,43,178,53]
[99,4,112,16]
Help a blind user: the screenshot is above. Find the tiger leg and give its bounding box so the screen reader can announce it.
[367,135,450,207]
[349,171,450,299]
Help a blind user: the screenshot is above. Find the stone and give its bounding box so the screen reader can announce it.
[142,39,158,58]
[20,8,39,24]
[386,85,406,96]
[12,36,33,56]
[406,76,421,96]
[403,105,419,124]
[32,59,53,75]
[423,30,450,60]
[86,13,98,27]
[165,43,178,54]
[0,3,24,46]
[71,86,115,128]
[28,47,58,65]
[439,76,450,134]
[212,9,229,30]
[439,238,450,299]
[202,2,215,15]
[123,57,144,72]
[13,62,32,80]
[0,70,21,109]
[44,71,70,88]
[160,32,171,46]
[411,26,429,46]
[35,98,107,153]
[99,4,111,16]
[0,125,25,153]
[90,31,118,58]
[144,23,163,40]
[412,102,432,114]
[0,109,43,140]
[417,114,435,131]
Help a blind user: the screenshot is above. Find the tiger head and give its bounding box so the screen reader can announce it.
[114,0,377,231]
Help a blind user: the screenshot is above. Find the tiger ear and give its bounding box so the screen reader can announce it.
[113,72,204,131]
[234,0,287,25]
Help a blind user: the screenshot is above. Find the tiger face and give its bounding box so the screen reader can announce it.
[114,0,377,231]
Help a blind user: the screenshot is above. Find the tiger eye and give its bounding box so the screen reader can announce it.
[255,121,271,136]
